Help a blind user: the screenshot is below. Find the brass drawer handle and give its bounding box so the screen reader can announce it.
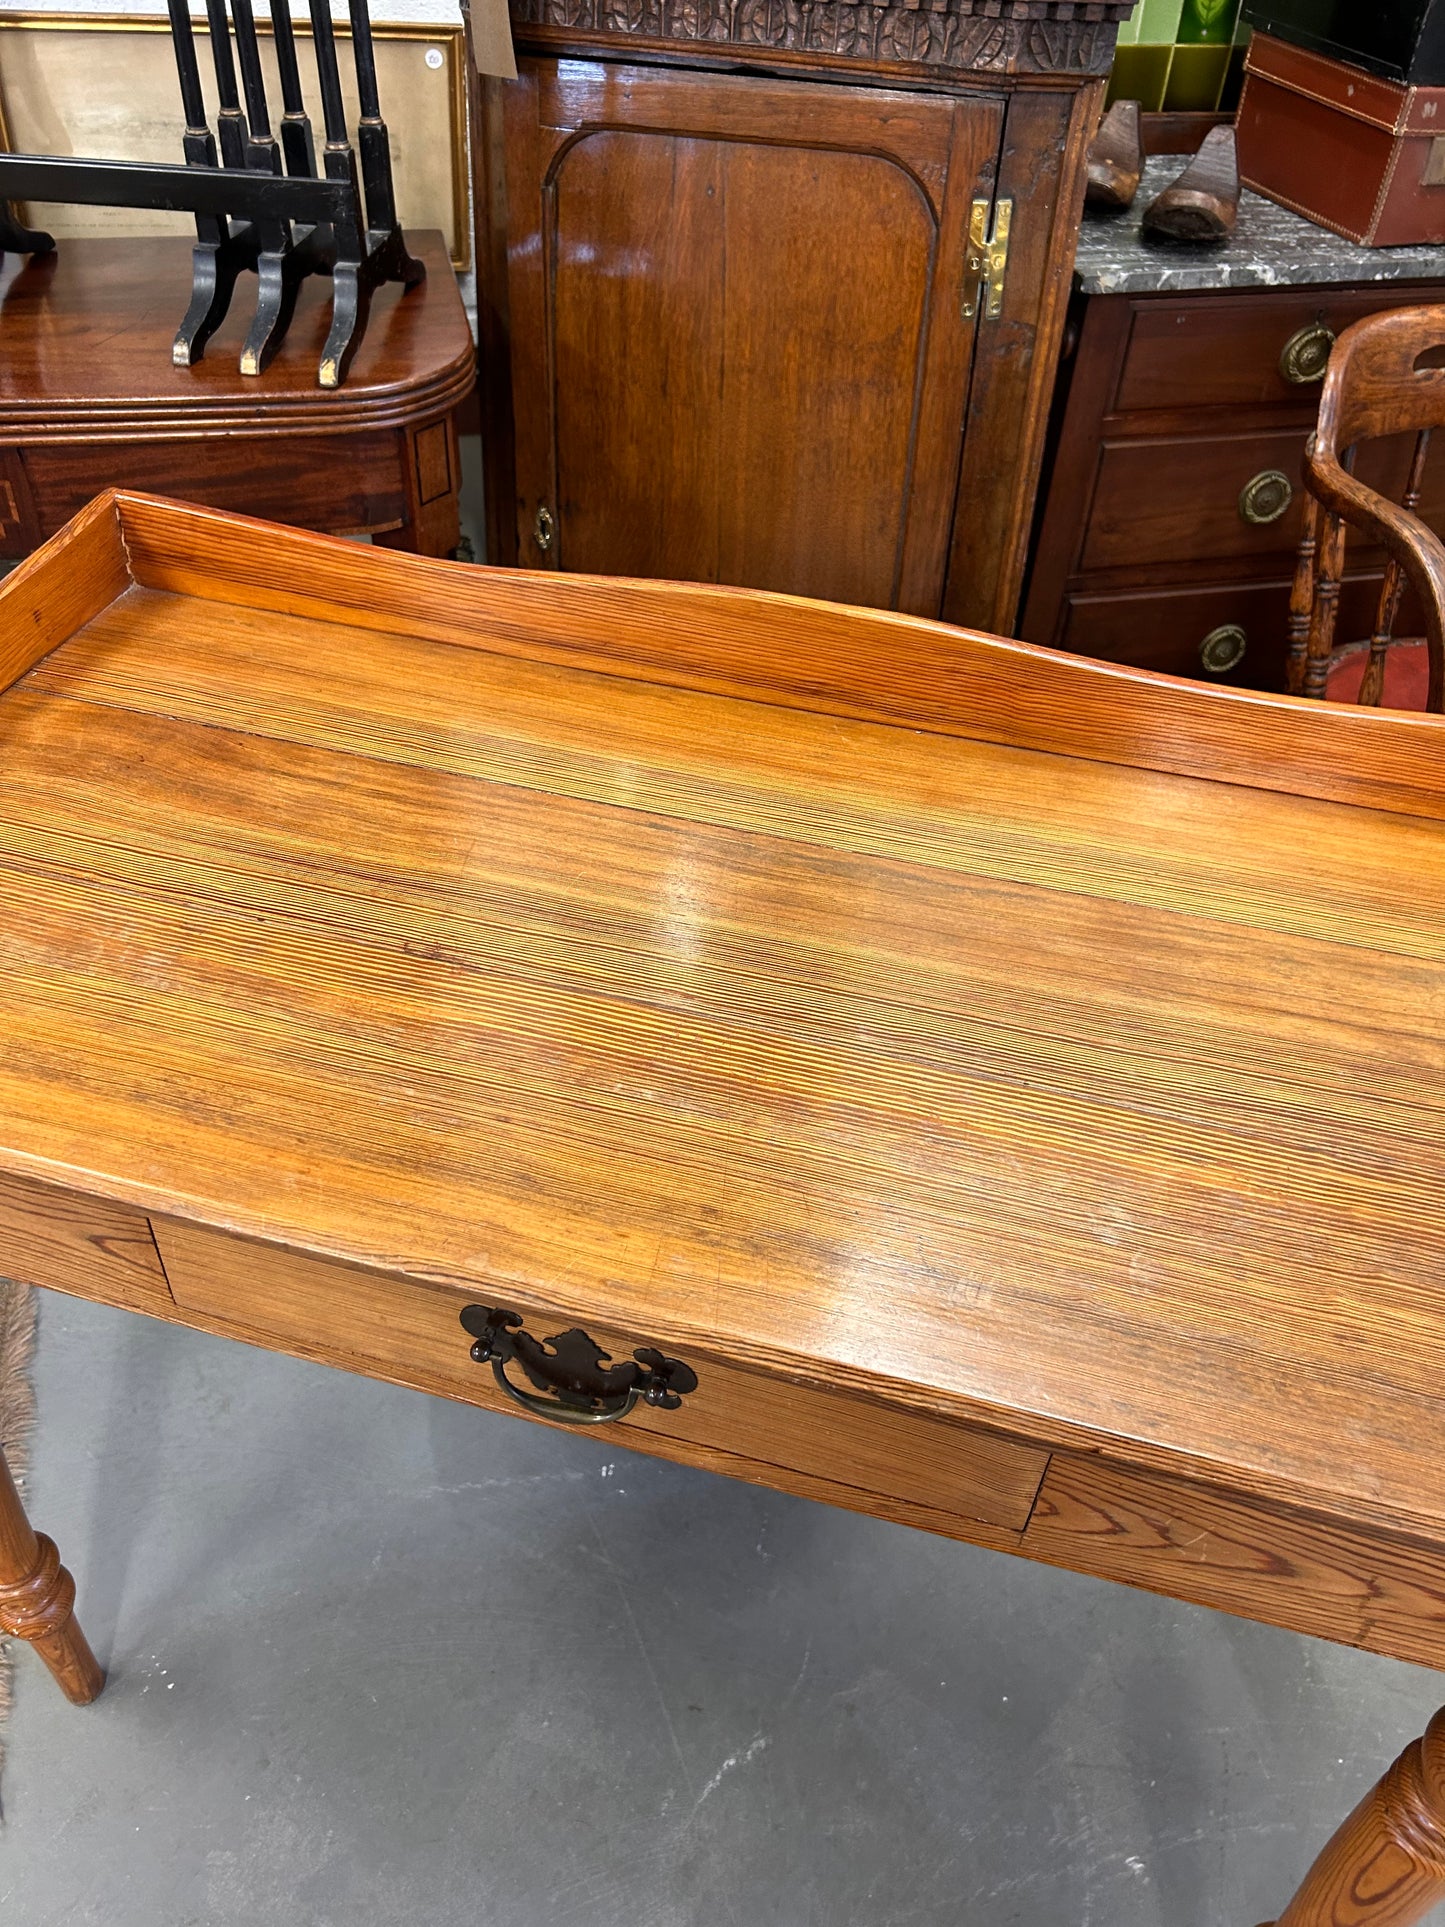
[533,505,555,552]
[1279,322,1335,385]
[1239,469,1293,525]
[1199,623,1247,675]
[460,1305,698,1426]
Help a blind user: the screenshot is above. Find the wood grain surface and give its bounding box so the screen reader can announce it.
[1024,1457,1445,1672]
[94,493,1445,821]
[1265,1708,1445,1927]
[0,1448,103,1706]
[9,492,1445,1927]
[1297,305,1445,712]
[0,1170,171,1315]
[1018,281,1445,691]
[0,495,1444,1570]
[0,490,129,696]
[0,234,473,439]
[481,46,1097,631]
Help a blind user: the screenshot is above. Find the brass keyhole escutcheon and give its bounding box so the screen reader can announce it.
[1199,623,1247,675]
[1279,321,1335,385]
[533,505,555,552]
[1239,469,1293,526]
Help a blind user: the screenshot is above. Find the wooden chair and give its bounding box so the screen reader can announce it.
[1288,304,1445,712]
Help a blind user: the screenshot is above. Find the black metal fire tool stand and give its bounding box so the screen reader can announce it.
[0,0,423,387]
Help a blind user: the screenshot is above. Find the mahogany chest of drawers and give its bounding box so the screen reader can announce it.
[1021,163,1445,690]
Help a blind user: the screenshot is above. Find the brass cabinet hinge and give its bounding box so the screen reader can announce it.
[962,196,1012,321]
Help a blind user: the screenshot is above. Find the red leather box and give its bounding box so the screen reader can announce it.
[1237,31,1445,245]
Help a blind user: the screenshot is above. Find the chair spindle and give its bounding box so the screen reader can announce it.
[1360,428,1433,706]
[1304,504,1348,701]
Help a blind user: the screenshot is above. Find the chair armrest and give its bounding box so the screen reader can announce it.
[1306,445,1445,710]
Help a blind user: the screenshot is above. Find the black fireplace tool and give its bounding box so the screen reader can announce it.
[0,0,423,388]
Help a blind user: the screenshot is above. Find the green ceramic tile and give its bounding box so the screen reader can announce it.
[1163,40,1231,105]
[1108,42,1174,107]
[1178,0,1238,45]
[1106,0,1245,105]
[1136,0,1184,43]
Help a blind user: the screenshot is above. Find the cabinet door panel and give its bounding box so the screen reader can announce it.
[506,61,1002,614]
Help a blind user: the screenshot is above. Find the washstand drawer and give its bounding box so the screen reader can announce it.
[152,1219,1048,1532]
[1113,284,1445,417]
[1083,429,1445,576]
[0,1168,172,1312]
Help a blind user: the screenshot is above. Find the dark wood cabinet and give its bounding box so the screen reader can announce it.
[473,2,1135,629]
[503,61,1001,613]
[1022,277,1445,689]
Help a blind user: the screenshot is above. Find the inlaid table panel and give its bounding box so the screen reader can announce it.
[2,490,1445,1925]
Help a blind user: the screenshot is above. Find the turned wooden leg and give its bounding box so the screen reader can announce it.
[0,1446,103,1705]
[1261,1707,1445,1927]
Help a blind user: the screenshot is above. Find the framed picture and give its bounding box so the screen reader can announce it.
[0,10,470,270]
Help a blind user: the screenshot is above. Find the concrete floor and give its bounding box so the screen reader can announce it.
[2,1291,1440,1927]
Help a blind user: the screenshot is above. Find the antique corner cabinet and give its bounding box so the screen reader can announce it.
[472,0,1134,632]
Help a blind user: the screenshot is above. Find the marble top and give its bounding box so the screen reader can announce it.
[1075,156,1445,296]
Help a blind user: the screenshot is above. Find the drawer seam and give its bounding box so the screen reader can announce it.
[144,1216,180,1308]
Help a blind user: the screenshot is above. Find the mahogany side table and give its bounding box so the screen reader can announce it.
[0,233,474,559]
[3,490,1445,1926]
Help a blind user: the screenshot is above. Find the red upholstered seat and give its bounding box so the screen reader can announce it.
[1324,638,1431,711]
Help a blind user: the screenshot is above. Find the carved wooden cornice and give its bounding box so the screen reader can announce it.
[508,0,1136,76]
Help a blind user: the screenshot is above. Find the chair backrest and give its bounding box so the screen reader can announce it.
[1288,304,1445,711]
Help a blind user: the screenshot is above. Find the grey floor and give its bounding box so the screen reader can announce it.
[3,1297,1442,1925]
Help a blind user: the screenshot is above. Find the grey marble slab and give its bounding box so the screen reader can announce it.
[1076,156,1445,295]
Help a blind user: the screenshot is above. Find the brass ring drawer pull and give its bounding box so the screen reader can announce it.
[1279,322,1335,385]
[1199,623,1247,675]
[1239,469,1293,525]
[460,1305,698,1426]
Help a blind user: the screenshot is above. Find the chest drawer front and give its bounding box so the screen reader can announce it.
[1058,572,1401,688]
[1085,430,1311,574]
[1083,429,1444,576]
[0,1169,172,1311]
[1113,286,1445,418]
[151,1219,1047,1533]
